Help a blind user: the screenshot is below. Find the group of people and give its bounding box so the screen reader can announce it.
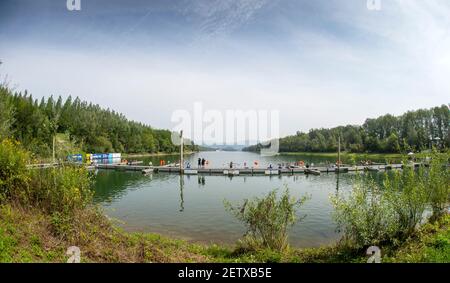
[198,158,208,168]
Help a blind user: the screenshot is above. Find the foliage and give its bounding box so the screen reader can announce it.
[0,139,30,203]
[383,214,450,263]
[331,176,399,248]
[383,165,428,238]
[225,188,309,252]
[332,153,449,249]
[424,152,450,219]
[0,140,94,237]
[0,85,197,157]
[28,166,93,215]
[244,105,449,154]
[0,85,14,139]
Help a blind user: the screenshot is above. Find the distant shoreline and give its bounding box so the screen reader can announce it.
[122,151,196,158]
[278,152,404,158]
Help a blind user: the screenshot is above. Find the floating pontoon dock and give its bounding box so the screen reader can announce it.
[93,163,423,175]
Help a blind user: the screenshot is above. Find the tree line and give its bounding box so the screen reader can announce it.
[0,84,197,157]
[244,105,449,153]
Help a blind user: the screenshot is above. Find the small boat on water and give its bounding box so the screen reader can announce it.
[365,166,380,172]
[184,169,198,175]
[126,160,143,165]
[142,168,153,174]
[305,169,321,175]
[223,170,239,176]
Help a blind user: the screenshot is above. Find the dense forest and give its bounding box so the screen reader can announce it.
[244,105,449,154]
[0,84,197,158]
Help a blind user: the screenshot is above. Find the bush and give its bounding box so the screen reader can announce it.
[29,166,93,215]
[0,139,93,237]
[424,152,450,219]
[225,188,309,252]
[383,164,428,238]
[331,176,398,249]
[332,153,449,249]
[0,139,30,203]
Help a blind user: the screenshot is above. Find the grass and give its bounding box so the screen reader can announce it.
[383,214,450,263]
[1,202,448,263]
[0,204,208,263]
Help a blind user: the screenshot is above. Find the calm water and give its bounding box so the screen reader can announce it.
[93,151,386,248]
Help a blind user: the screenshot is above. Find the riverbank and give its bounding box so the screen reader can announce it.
[1,203,448,263]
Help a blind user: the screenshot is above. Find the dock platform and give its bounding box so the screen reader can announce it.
[93,163,413,176]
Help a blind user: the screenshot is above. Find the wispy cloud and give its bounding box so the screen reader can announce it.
[177,0,271,41]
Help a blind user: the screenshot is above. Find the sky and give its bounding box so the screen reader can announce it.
[0,0,449,144]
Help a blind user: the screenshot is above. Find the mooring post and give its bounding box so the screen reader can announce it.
[180,130,184,175]
[338,135,341,173]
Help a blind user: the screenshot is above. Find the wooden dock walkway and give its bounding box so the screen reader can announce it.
[93,163,416,175]
[27,162,427,176]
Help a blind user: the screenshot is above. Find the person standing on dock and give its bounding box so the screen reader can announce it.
[198,158,201,168]
[201,158,206,168]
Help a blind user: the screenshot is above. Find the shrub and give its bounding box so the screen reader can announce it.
[0,139,30,203]
[424,152,450,219]
[383,164,428,238]
[331,176,398,249]
[332,153,449,249]
[225,188,309,252]
[28,166,93,215]
[0,139,94,237]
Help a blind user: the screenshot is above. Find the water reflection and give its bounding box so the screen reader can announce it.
[93,152,396,248]
[336,173,340,191]
[179,175,184,212]
[198,176,206,187]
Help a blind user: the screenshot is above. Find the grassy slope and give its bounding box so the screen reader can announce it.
[1,203,448,263]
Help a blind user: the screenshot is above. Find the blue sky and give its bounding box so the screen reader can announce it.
[1,0,449,140]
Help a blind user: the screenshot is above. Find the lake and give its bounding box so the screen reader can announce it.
[93,151,386,248]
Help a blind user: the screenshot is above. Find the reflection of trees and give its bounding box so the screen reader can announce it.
[93,170,171,203]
